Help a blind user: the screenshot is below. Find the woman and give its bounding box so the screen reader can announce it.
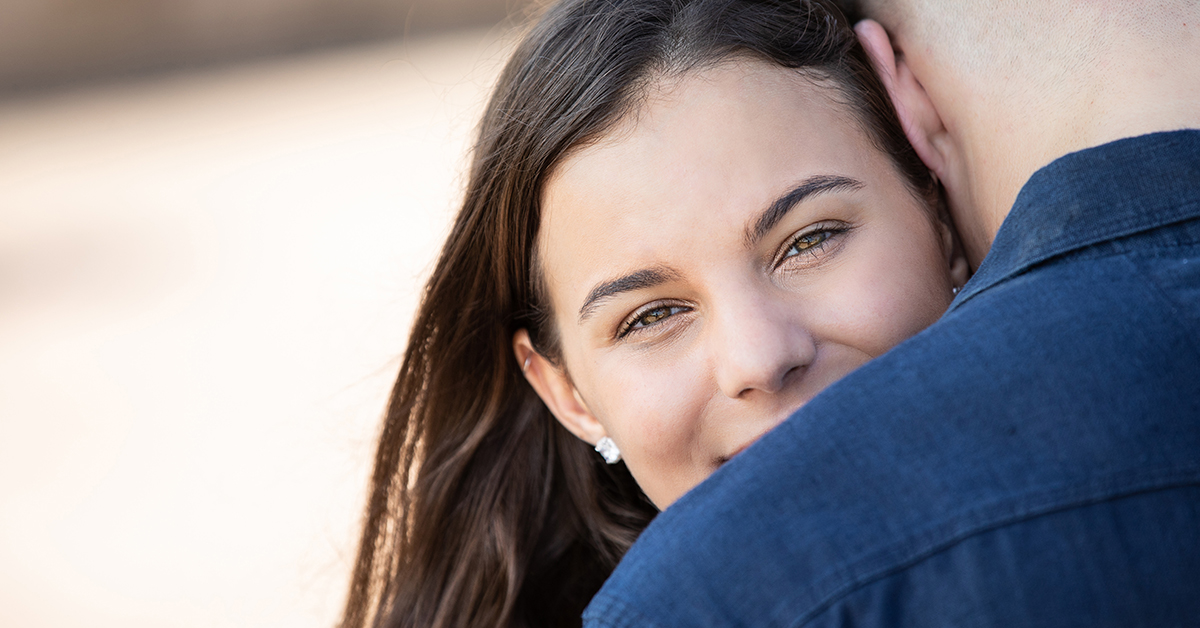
[341,0,968,626]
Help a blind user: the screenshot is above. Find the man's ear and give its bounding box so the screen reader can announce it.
[512,329,607,446]
[855,20,951,180]
[938,216,973,289]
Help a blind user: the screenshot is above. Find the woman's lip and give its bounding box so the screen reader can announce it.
[717,441,755,466]
[717,404,809,465]
[728,441,753,459]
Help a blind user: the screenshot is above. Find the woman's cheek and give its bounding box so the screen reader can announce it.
[827,237,947,353]
[600,352,708,469]
[617,359,696,439]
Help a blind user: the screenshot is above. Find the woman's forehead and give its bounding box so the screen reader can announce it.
[537,61,872,264]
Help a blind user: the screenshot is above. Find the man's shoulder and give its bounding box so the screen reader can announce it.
[585,234,1200,627]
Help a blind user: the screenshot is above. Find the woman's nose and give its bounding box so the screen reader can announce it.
[712,298,816,399]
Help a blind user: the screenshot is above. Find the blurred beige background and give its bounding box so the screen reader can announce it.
[0,0,525,91]
[0,1,521,626]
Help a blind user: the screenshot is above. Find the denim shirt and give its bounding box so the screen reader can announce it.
[583,131,1200,628]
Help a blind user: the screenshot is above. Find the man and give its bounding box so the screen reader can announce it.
[583,1,1200,625]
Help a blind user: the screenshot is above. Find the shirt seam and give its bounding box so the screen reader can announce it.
[784,466,1200,628]
[950,208,1200,313]
[1132,246,1200,363]
[584,590,667,628]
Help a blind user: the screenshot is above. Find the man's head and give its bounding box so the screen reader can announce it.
[834,0,1200,266]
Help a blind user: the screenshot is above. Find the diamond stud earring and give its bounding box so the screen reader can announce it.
[594,437,621,464]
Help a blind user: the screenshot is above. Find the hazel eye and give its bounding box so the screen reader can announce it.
[776,222,850,269]
[786,231,831,255]
[618,303,689,338]
[637,306,673,326]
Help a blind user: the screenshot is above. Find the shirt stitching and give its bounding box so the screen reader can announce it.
[784,467,1200,628]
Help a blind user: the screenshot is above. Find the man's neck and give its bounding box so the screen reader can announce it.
[922,6,1200,266]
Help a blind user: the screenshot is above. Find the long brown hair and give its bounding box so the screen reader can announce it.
[341,1,932,626]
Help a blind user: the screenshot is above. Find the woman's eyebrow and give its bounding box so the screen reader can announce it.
[743,174,864,247]
[579,267,681,322]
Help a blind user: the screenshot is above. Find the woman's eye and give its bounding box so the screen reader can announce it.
[777,223,849,268]
[788,231,830,254]
[618,304,687,338]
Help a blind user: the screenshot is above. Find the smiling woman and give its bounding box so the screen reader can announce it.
[342,1,969,627]
[520,60,963,507]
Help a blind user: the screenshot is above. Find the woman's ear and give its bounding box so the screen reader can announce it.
[855,20,951,181]
[512,329,608,446]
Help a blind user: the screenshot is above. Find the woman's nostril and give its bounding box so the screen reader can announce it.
[783,364,805,385]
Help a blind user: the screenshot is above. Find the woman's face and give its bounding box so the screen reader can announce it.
[518,60,965,509]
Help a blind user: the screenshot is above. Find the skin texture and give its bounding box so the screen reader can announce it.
[515,60,967,509]
[852,0,1200,267]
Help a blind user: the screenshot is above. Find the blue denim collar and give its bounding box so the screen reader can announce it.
[952,129,1200,310]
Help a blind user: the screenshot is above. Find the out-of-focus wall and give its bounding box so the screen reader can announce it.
[0,0,525,91]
